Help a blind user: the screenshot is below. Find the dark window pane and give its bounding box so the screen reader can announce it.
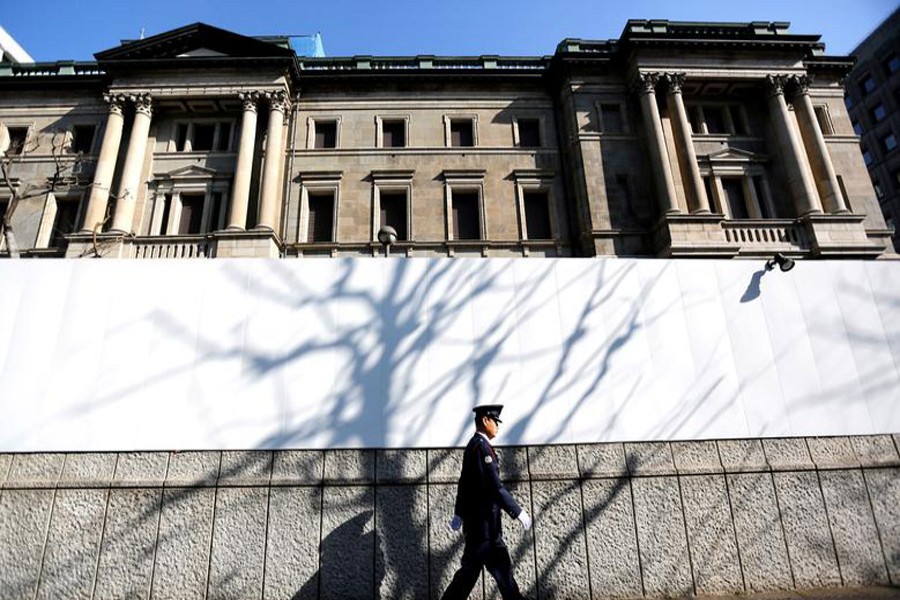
[50,198,81,247]
[871,104,887,122]
[7,127,28,155]
[600,104,624,133]
[860,75,876,95]
[175,124,189,151]
[704,107,727,134]
[730,106,748,135]
[315,121,337,149]
[0,199,9,223]
[523,191,551,239]
[863,148,874,166]
[886,54,900,75]
[722,178,749,219]
[382,120,405,148]
[688,106,702,134]
[192,124,215,151]
[452,191,480,240]
[379,191,408,241]
[853,120,863,135]
[71,125,95,154]
[884,133,898,152]
[752,177,772,218]
[450,120,474,147]
[307,192,335,242]
[178,194,204,234]
[160,194,172,234]
[207,192,226,232]
[517,119,540,147]
[215,123,231,151]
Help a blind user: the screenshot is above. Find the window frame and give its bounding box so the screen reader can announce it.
[687,103,751,137]
[376,115,410,149]
[149,171,231,236]
[512,116,544,148]
[69,124,97,155]
[512,169,557,243]
[297,171,342,244]
[443,114,478,148]
[699,157,774,220]
[4,124,32,156]
[370,170,414,244]
[442,170,487,241]
[306,116,342,150]
[167,120,235,153]
[596,102,628,134]
[36,191,85,248]
[882,132,898,154]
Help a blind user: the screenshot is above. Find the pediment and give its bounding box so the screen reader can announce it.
[702,147,768,162]
[95,23,293,62]
[159,165,219,180]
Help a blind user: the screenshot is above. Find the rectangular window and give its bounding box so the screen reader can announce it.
[50,197,81,247]
[207,192,226,232]
[314,120,338,149]
[814,106,834,135]
[191,124,216,152]
[523,191,552,239]
[729,106,748,135]
[214,123,232,152]
[863,147,874,166]
[885,53,900,75]
[382,120,406,148]
[6,127,28,155]
[844,95,854,109]
[517,118,541,147]
[70,125,96,154]
[452,190,480,240]
[307,191,335,242]
[159,194,173,234]
[752,176,772,219]
[721,178,749,219]
[450,119,474,147]
[599,104,624,133]
[883,133,898,153]
[175,124,189,151]
[704,107,727,134]
[871,104,887,122]
[860,75,876,95]
[688,107,702,134]
[379,191,408,241]
[178,194,204,235]
[853,120,863,136]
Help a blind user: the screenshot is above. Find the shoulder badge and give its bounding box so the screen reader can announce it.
[484,455,493,464]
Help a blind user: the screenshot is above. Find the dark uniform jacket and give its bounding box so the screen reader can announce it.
[454,433,522,541]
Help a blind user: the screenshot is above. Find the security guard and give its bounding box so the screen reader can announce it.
[441,404,532,600]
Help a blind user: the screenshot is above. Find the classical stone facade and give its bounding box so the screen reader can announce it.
[0,21,892,259]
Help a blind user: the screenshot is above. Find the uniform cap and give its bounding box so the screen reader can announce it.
[473,404,503,423]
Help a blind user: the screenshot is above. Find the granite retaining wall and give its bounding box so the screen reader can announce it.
[1,435,898,599]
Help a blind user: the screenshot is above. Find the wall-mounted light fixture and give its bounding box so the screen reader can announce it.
[765,253,795,272]
[377,225,398,257]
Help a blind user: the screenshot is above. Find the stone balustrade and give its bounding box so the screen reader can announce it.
[132,235,214,259]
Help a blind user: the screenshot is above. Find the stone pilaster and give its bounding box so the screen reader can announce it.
[256,90,289,231]
[663,73,710,214]
[635,73,679,215]
[227,91,260,230]
[80,93,125,233]
[789,75,848,214]
[111,93,153,234]
[765,75,821,216]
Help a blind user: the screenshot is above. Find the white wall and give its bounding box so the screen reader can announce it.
[0,258,897,451]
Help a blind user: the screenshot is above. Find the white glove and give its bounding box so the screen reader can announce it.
[517,510,532,531]
[449,515,462,532]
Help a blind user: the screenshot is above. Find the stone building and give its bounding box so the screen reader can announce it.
[0,20,892,260]
[1,20,898,600]
[846,6,900,251]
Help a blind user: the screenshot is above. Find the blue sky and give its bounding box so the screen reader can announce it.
[3,0,897,61]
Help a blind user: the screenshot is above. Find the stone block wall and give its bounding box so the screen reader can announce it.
[1,435,898,599]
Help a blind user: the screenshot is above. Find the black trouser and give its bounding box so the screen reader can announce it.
[441,534,524,600]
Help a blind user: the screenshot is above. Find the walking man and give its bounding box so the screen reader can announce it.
[441,404,532,600]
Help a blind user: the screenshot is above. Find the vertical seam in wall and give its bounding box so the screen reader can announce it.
[88,486,112,600]
[316,452,324,600]
[768,470,797,590]
[860,467,892,586]
[261,483,273,600]
[717,443,747,593]
[204,452,223,600]
[147,486,165,600]
[816,468,844,587]
[628,469,646,598]
[676,474,697,596]
[574,445,593,600]
[33,485,58,600]
[372,451,378,600]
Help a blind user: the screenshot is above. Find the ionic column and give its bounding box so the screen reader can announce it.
[256,90,289,231]
[663,73,710,214]
[765,75,821,216]
[111,93,153,233]
[81,94,125,232]
[635,73,679,215]
[226,92,260,230]
[790,75,848,213]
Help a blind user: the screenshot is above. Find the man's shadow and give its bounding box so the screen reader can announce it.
[291,510,384,600]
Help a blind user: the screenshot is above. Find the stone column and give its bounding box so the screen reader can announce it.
[80,94,125,233]
[790,75,848,214]
[663,73,710,214]
[765,75,821,216]
[256,90,289,231]
[635,73,679,215]
[111,93,153,233]
[226,91,259,230]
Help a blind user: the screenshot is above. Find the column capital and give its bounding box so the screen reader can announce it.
[238,91,261,113]
[265,90,291,113]
[632,72,661,95]
[102,92,126,115]
[661,72,686,94]
[789,74,813,96]
[764,74,790,97]
[128,93,153,116]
